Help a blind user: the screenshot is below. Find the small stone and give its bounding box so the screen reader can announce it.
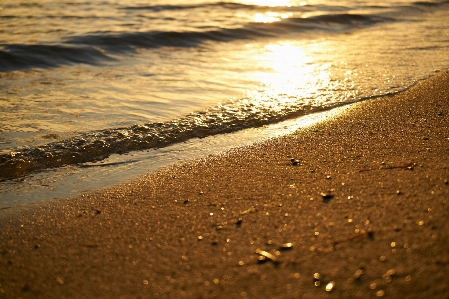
[313,273,321,280]
[255,249,277,263]
[258,256,267,263]
[236,218,243,227]
[385,269,397,277]
[56,276,64,285]
[279,243,293,251]
[290,158,300,166]
[376,290,385,297]
[354,267,366,279]
[321,192,334,203]
[325,281,335,292]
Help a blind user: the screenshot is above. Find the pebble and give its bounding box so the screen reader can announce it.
[386,269,397,276]
[384,269,397,282]
[56,276,64,285]
[376,290,385,297]
[279,243,293,251]
[290,158,300,166]
[236,218,243,228]
[258,256,267,263]
[354,267,366,279]
[255,249,278,263]
[325,281,335,292]
[313,272,321,286]
[326,281,335,292]
[321,192,334,202]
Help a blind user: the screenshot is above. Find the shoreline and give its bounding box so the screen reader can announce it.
[0,104,345,209]
[1,70,448,298]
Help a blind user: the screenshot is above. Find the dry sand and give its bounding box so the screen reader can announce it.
[1,70,449,298]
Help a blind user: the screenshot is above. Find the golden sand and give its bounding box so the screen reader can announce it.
[1,70,448,298]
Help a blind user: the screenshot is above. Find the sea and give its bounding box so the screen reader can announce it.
[1,0,448,207]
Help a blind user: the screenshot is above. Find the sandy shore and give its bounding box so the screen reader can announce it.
[1,70,449,298]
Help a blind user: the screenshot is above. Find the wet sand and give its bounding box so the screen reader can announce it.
[1,70,449,298]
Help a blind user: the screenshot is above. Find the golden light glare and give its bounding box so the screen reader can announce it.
[264,43,312,73]
[250,42,332,105]
[253,12,292,23]
[241,0,294,7]
[256,43,311,88]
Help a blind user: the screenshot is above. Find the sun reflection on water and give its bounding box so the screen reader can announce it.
[249,41,333,108]
[242,0,294,6]
[253,12,292,23]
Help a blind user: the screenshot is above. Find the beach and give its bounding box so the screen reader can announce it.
[0,70,448,298]
[1,1,449,297]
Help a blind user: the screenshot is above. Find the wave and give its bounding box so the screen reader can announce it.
[0,44,114,71]
[120,1,449,12]
[0,80,413,181]
[120,2,253,11]
[0,13,387,71]
[68,13,385,48]
[412,0,449,7]
[0,94,360,180]
[119,2,330,12]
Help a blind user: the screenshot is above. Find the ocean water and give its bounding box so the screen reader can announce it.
[1,0,448,206]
